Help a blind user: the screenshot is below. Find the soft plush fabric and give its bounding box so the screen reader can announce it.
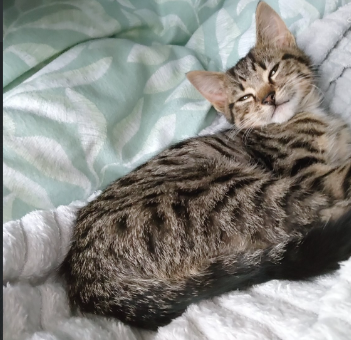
[3,0,348,222]
[3,2,351,339]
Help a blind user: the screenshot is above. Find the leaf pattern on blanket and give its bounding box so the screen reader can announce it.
[66,88,107,187]
[186,26,206,56]
[124,114,177,168]
[3,0,348,222]
[237,0,257,15]
[3,113,16,136]
[127,44,171,65]
[238,14,256,58]
[7,56,113,99]
[3,43,58,67]
[27,44,86,82]
[216,8,241,69]
[116,0,136,9]
[3,163,55,211]
[5,136,92,194]
[165,79,204,102]
[144,56,198,93]
[113,98,144,159]
[181,100,211,112]
[3,0,120,88]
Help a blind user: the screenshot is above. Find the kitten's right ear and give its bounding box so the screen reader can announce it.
[256,1,296,48]
[186,71,227,114]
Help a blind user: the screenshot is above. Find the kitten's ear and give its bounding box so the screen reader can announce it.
[186,71,227,113]
[256,1,296,48]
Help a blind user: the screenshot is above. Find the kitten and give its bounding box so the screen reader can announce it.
[60,2,351,331]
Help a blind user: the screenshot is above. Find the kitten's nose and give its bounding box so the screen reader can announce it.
[262,91,275,105]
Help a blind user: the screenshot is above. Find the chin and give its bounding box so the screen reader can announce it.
[270,100,297,124]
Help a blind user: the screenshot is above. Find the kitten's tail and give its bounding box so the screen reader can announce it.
[192,209,351,300]
[264,209,351,281]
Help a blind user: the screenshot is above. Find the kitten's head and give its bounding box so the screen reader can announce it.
[187,1,320,128]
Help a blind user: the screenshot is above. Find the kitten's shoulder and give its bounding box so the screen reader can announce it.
[304,108,351,163]
[297,107,348,127]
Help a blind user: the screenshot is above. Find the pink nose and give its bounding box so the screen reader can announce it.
[262,91,275,105]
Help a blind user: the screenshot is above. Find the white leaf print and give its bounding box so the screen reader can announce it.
[113,98,144,159]
[154,0,190,3]
[5,89,106,187]
[3,113,16,136]
[5,57,113,100]
[66,89,107,186]
[3,43,57,67]
[216,8,241,70]
[278,0,319,34]
[5,136,92,194]
[116,0,135,9]
[144,55,198,94]
[125,114,176,168]
[7,8,120,38]
[181,100,210,111]
[99,162,119,185]
[279,0,319,19]
[237,0,256,15]
[4,93,80,124]
[3,192,16,222]
[97,146,122,185]
[200,0,221,9]
[186,26,205,55]
[165,79,204,103]
[135,10,190,36]
[279,0,320,35]
[238,14,255,58]
[121,9,141,26]
[127,44,171,65]
[160,14,190,35]
[3,163,54,210]
[24,45,85,83]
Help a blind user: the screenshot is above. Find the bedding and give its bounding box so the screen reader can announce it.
[3,1,351,339]
[3,0,348,222]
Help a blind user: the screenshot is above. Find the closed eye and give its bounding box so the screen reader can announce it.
[238,94,253,102]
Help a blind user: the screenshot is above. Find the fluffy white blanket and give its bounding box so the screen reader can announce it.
[3,4,351,340]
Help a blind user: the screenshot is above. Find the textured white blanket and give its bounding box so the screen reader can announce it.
[3,4,351,340]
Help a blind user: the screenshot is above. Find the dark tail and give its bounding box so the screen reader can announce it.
[268,209,351,281]
[190,209,351,297]
[62,210,351,330]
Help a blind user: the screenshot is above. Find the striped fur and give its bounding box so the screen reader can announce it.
[60,2,351,330]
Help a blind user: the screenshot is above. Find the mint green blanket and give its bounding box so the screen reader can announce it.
[3,0,348,222]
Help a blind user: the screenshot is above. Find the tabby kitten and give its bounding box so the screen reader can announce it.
[60,2,351,331]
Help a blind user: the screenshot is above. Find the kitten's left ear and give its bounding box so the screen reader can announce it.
[256,1,296,48]
[186,70,228,115]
